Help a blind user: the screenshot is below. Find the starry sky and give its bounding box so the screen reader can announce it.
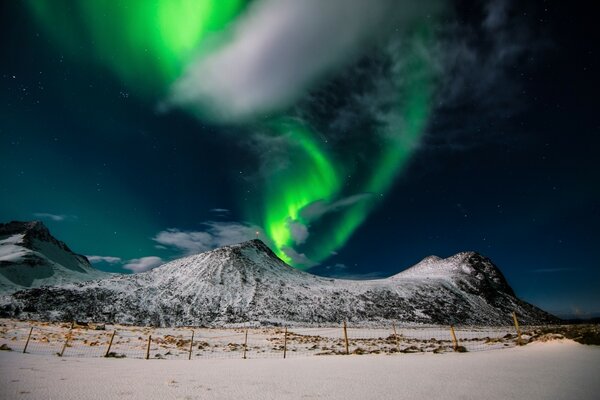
[1,0,598,318]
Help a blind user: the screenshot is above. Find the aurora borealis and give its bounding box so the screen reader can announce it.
[1,0,599,318]
[22,0,439,267]
[26,0,247,94]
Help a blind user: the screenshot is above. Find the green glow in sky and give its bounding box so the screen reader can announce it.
[253,30,436,268]
[26,0,245,93]
[24,2,436,268]
[259,120,342,264]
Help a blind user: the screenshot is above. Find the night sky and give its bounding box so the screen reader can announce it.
[1,1,598,318]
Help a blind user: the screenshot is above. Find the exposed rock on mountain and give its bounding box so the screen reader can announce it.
[0,238,557,326]
[0,221,107,293]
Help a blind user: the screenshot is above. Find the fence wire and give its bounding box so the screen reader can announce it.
[0,318,547,360]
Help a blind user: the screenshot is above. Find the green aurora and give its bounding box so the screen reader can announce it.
[257,31,435,266]
[25,1,436,268]
[26,0,246,94]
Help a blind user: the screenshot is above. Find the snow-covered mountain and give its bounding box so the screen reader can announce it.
[0,221,108,293]
[0,239,557,326]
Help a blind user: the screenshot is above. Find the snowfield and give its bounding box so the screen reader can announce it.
[1,340,598,400]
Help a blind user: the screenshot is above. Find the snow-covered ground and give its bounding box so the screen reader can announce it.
[0,319,530,359]
[0,340,598,400]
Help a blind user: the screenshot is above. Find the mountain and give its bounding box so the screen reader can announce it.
[0,221,108,293]
[0,239,557,326]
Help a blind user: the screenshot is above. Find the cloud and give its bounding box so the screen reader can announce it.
[210,208,230,215]
[420,0,547,151]
[86,255,122,264]
[123,256,164,273]
[153,221,263,255]
[169,0,442,122]
[87,254,165,273]
[285,194,373,246]
[288,219,309,245]
[300,193,373,221]
[33,213,75,222]
[281,246,317,268]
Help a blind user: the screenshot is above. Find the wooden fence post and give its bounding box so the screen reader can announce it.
[450,325,459,351]
[283,327,288,359]
[104,330,116,357]
[243,329,248,359]
[188,330,194,360]
[59,328,72,357]
[145,335,152,360]
[512,311,523,345]
[392,323,400,352]
[343,321,349,355]
[23,326,34,354]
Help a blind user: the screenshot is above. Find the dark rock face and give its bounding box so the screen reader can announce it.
[0,239,559,327]
[1,221,72,254]
[0,221,105,290]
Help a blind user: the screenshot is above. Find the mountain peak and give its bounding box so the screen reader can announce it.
[0,220,48,236]
[214,239,283,264]
[0,220,73,253]
[0,220,108,293]
[0,230,557,325]
[236,238,275,253]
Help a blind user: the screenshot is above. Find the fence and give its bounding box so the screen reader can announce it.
[0,315,540,360]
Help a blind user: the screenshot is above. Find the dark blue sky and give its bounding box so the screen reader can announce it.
[1,1,598,318]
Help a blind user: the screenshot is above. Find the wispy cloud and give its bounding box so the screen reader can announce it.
[86,255,122,264]
[87,254,163,273]
[421,0,547,152]
[281,246,317,268]
[153,221,263,255]
[285,193,373,246]
[300,194,373,221]
[123,257,164,273]
[33,212,76,222]
[210,208,231,215]
[169,0,441,122]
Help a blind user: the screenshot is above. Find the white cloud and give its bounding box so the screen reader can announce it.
[282,246,317,269]
[123,256,164,273]
[209,208,230,214]
[300,194,373,221]
[33,212,75,222]
[288,219,309,245]
[153,221,264,255]
[169,0,441,122]
[87,255,122,264]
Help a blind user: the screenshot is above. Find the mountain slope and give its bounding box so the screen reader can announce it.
[0,239,557,326]
[0,221,108,293]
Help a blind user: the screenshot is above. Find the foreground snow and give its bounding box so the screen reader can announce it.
[1,340,598,400]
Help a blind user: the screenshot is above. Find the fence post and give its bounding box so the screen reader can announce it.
[23,326,34,354]
[450,325,459,351]
[343,321,349,355]
[283,327,288,359]
[392,323,400,353]
[59,328,72,357]
[188,330,194,360]
[243,329,248,359]
[145,335,152,360]
[104,330,116,357]
[512,311,523,345]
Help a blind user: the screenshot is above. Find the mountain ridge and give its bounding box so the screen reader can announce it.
[0,220,108,292]
[0,236,558,327]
